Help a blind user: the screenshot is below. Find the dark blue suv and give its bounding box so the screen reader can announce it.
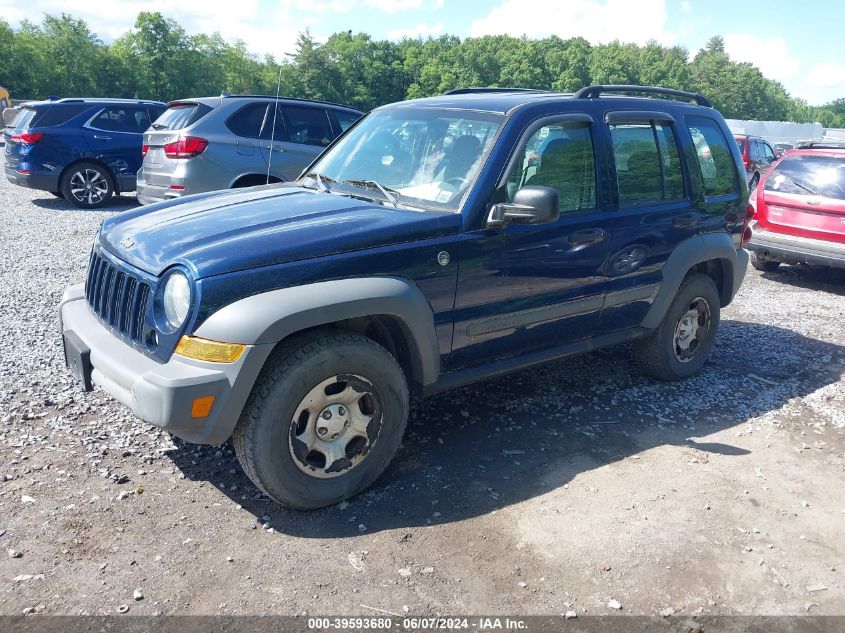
[4,98,165,208]
[59,86,750,509]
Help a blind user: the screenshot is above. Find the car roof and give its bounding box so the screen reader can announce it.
[172,95,362,113]
[29,98,165,108]
[783,146,845,158]
[380,88,712,116]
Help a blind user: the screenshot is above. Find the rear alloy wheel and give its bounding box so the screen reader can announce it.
[60,162,114,209]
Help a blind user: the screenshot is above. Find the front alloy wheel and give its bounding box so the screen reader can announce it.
[289,375,381,478]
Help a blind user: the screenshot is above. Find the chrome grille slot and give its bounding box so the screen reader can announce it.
[84,249,152,345]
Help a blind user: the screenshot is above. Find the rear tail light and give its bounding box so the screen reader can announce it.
[740,203,755,247]
[11,132,43,145]
[141,145,149,156]
[163,136,208,159]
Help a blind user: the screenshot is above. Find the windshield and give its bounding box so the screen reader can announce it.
[765,154,845,200]
[303,107,504,211]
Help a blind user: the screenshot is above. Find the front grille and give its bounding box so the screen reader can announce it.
[84,249,151,344]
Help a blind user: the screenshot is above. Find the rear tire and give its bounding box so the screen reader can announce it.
[751,252,781,272]
[633,273,720,381]
[233,331,409,509]
[60,161,114,209]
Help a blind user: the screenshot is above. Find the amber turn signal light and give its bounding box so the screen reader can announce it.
[191,395,216,419]
[174,336,245,363]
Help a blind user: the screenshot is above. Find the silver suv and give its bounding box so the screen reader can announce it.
[136,95,362,204]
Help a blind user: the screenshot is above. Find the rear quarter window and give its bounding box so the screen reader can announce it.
[30,105,90,128]
[686,116,739,197]
[765,154,845,200]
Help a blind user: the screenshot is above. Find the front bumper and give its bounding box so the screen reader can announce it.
[59,285,273,444]
[747,223,845,269]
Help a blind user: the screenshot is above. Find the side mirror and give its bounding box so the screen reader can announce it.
[486,185,560,228]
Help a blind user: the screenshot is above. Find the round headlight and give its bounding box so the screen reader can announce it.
[162,272,191,328]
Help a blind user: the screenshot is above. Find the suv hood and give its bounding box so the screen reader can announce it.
[99,186,460,278]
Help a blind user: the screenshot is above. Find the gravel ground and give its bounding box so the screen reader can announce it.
[1,156,844,618]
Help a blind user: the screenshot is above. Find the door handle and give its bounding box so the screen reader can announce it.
[93,135,111,140]
[264,144,286,152]
[672,213,700,229]
[568,228,605,246]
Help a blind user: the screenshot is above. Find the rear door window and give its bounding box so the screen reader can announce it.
[765,154,845,200]
[89,106,152,134]
[226,103,271,138]
[331,109,361,134]
[610,121,685,204]
[283,106,333,147]
[686,116,739,197]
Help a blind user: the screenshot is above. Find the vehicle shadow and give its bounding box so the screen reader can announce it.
[761,264,845,296]
[167,319,845,537]
[31,194,139,212]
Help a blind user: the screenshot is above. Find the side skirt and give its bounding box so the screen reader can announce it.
[423,327,646,397]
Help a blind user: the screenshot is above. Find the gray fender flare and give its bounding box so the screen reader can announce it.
[194,277,440,386]
[641,232,745,329]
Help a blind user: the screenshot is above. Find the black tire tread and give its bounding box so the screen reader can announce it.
[750,252,781,272]
[232,330,408,506]
[633,273,720,382]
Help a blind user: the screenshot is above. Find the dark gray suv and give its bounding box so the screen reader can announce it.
[136,95,362,205]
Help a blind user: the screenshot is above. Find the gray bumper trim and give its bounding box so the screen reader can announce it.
[748,224,845,269]
[60,284,273,444]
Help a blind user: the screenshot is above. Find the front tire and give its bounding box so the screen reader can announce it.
[633,273,721,381]
[233,331,409,509]
[60,161,114,208]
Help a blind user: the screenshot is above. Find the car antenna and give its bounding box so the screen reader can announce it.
[266,65,283,185]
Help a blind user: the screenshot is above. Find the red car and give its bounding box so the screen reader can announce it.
[746,142,845,271]
[735,134,777,190]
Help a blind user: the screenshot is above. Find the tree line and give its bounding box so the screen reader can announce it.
[1,12,843,127]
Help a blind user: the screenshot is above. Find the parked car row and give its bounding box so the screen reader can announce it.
[746,140,845,271]
[4,94,363,208]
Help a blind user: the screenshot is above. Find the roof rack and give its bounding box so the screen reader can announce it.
[795,140,845,150]
[444,87,551,95]
[217,94,361,111]
[573,85,711,107]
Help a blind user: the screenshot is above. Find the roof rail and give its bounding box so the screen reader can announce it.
[218,93,361,111]
[795,140,845,150]
[444,87,551,95]
[573,85,711,107]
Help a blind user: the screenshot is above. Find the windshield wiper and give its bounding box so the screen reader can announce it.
[343,179,400,208]
[780,174,819,196]
[301,172,336,193]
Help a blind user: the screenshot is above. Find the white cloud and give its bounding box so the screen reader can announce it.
[470,0,674,46]
[680,0,691,11]
[0,0,437,59]
[387,21,444,39]
[807,62,845,89]
[723,33,800,84]
[294,0,423,13]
